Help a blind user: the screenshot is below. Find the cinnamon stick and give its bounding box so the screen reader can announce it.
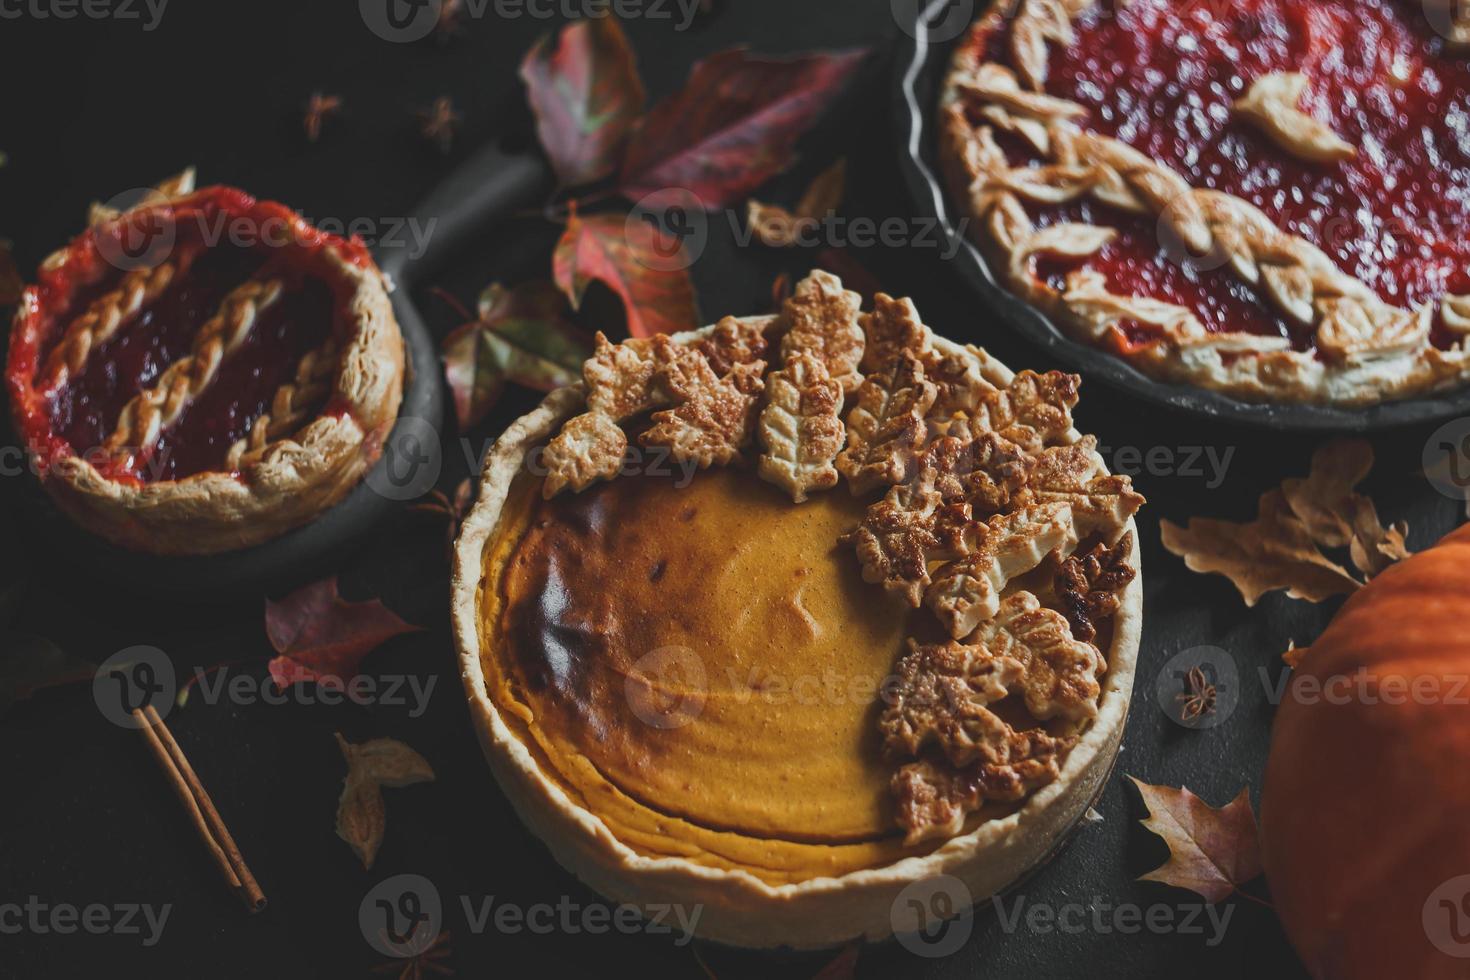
[134,705,266,912]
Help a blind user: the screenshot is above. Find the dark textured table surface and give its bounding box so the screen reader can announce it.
[0,2,1460,977]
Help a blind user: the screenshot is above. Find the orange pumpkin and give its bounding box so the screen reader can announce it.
[1263,523,1470,979]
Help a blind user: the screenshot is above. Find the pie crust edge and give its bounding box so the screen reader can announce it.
[449,322,1141,950]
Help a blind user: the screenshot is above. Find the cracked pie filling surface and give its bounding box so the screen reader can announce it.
[454,271,1144,945]
[940,0,1470,405]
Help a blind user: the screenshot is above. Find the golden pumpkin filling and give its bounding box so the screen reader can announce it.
[478,466,957,883]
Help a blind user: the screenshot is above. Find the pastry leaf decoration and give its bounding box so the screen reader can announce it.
[1130,778,1264,905]
[265,578,422,690]
[553,204,700,338]
[520,17,646,186]
[618,47,867,208]
[440,281,592,432]
[335,734,435,870]
[1161,439,1411,605]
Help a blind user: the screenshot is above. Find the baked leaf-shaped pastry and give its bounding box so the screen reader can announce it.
[881,637,1026,765]
[858,293,932,374]
[692,315,771,377]
[583,331,666,419]
[901,432,1034,517]
[778,270,865,392]
[541,412,629,499]
[978,591,1102,722]
[757,352,845,502]
[837,351,938,495]
[1025,474,1145,544]
[892,732,1074,844]
[1054,532,1136,643]
[925,501,1078,638]
[640,359,766,469]
[960,369,1080,453]
[843,487,953,607]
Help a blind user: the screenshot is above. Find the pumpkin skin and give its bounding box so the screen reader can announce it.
[1262,523,1470,979]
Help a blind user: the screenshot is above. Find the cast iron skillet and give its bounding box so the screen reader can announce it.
[10,144,552,598]
[893,0,1470,432]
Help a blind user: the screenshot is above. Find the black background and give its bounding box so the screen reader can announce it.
[0,1,1460,977]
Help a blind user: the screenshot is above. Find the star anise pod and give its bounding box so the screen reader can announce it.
[369,930,453,980]
[408,478,473,559]
[419,96,461,154]
[303,91,342,143]
[1175,666,1218,722]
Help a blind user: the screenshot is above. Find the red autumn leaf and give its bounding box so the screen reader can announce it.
[1130,777,1263,903]
[553,204,699,337]
[265,578,422,689]
[0,240,22,306]
[618,46,867,209]
[441,280,591,431]
[521,17,646,187]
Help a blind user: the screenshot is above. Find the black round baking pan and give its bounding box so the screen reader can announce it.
[893,0,1470,432]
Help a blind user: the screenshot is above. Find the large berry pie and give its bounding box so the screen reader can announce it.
[940,0,1470,405]
[6,171,404,554]
[451,271,1143,947]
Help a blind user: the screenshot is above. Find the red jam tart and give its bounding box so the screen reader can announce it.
[940,0,1470,405]
[5,171,404,554]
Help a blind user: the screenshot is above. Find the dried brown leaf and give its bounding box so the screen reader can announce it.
[1160,489,1361,606]
[1130,778,1262,904]
[335,734,436,870]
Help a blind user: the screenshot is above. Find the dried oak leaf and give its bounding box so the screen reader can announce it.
[441,281,591,432]
[1130,778,1263,904]
[1281,438,1411,579]
[1160,489,1361,606]
[619,47,868,208]
[266,578,423,689]
[746,159,847,247]
[335,734,436,870]
[521,17,646,187]
[553,204,699,338]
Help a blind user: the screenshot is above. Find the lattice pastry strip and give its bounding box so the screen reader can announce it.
[225,339,339,470]
[104,278,284,457]
[42,253,195,391]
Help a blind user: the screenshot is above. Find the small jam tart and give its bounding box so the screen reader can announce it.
[5,171,404,554]
[940,0,1470,405]
[451,271,1143,949]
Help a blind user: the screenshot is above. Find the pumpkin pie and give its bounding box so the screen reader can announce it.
[451,272,1143,948]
